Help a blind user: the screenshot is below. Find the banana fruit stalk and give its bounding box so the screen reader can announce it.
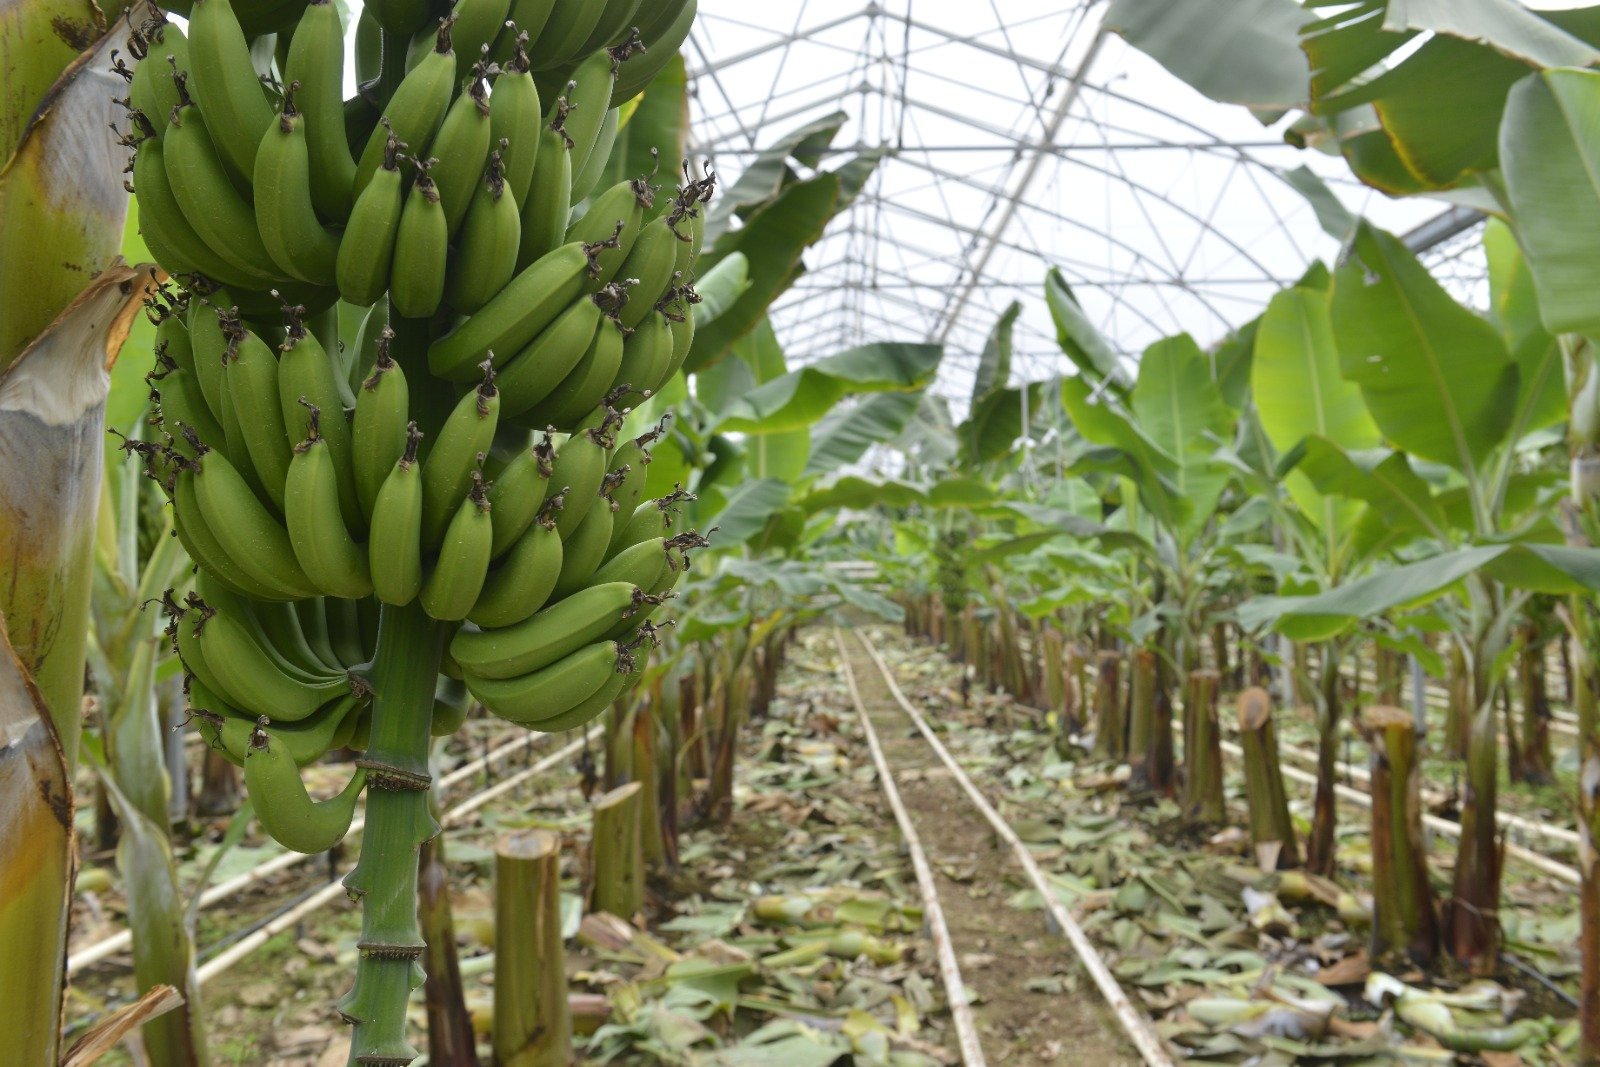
[118,0,711,1059]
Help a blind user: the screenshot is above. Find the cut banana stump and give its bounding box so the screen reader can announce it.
[121,0,708,1057]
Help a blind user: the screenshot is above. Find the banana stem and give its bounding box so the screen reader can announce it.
[340,600,446,1067]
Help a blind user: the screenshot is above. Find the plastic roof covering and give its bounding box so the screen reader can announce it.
[682,0,1459,406]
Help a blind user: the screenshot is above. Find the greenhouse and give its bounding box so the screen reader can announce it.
[1,0,1598,1064]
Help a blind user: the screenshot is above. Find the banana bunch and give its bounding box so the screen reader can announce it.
[119,0,703,339]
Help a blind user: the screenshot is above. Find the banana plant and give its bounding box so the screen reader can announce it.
[1110,0,1600,992]
[0,10,163,1059]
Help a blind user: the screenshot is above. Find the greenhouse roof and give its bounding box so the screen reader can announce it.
[684,1,1465,403]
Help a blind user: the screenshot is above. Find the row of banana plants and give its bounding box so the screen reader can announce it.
[794,48,1600,1063]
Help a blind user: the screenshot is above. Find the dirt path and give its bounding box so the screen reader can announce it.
[836,626,1141,1066]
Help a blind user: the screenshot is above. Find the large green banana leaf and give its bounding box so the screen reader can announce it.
[1252,285,1379,548]
[1331,223,1516,474]
[1501,68,1600,338]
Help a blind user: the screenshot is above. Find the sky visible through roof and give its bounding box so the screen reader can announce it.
[683,1,1453,407]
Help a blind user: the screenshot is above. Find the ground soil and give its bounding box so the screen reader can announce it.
[835,627,1140,1065]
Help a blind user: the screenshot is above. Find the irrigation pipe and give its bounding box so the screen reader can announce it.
[1264,736,1580,849]
[70,727,547,975]
[832,630,987,1067]
[853,629,1177,1067]
[1217,740,1580,886]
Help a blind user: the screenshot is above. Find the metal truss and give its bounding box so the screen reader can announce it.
[685,1,1447,402]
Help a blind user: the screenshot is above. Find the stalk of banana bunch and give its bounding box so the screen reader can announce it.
[116,0,709,1059]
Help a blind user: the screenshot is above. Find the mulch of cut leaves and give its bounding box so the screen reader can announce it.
[857,623,1583,1067]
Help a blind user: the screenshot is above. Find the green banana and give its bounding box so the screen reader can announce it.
[336,132,405,307]
[611,308,673,405]
[255,91,341,286]
[172,466,289,600]
[567,177,647,286]
[390,163,450,319]
[133,132,276,290]
[600,424,662,554]
[355,20,457,194]
[524,0,605,70]
[364,0,432,35]
[559,48,618,176]
[632,0,691,45]
[568,104,619,206]
[421,365,500,547]
[277,311,359,526]
[613,0,697,106]
[433,675,472,736]
[126,19,189,132]
[578,0,643,55]
[616,487,690,548]
[494,284,603,418]
[245,733,367,853]
[445,0,513,80]
[185,0,277,181]
[250,596,341,676]
[173,603,230,699]
[163,95,283,283]
[345,300,387,398]
[353,327,411,522]
[369,423,425,605]
[490,0,557,62]
[426,240,599,381]
[465,639,622,724]
[186,440,318,598]
[445,147,521,313]
[468,503,563,627]
[155,366,228,461]
[490,40,542,209]
[663,293,697,382]
[550,494,612,600]
[194,574,345,681]
[295,598,347,671]
[223,321,295,511]
[516,109,573,270]
[284,0,356,221]
[524,654,634,732]
[189,597,350,718]
[195,689,363,768]
[520,305,625,430]
[420,473,494,621]
[548,417,615,538]
[286,404,376,599]
[669,172,713,274]
[450,580,642,679]
[326,596,370,670]
[592,535,667,589]
[427,68,494,234]
[615,215,680,328]
[487,433,555,556]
